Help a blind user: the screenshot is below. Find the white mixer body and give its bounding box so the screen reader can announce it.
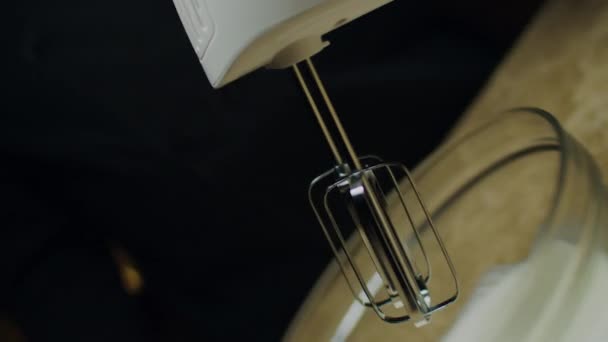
[172,0,393,88]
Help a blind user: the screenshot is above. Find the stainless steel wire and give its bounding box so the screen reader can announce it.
[297,57,458,325]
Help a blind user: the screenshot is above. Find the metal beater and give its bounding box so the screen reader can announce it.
[294,59,459,326]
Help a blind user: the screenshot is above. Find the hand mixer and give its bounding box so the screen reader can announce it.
[172,0,458,326]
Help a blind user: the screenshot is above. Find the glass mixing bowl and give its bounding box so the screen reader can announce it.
[284,108,608,341]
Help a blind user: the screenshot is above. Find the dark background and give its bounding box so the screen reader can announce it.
[3,1,543,341]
